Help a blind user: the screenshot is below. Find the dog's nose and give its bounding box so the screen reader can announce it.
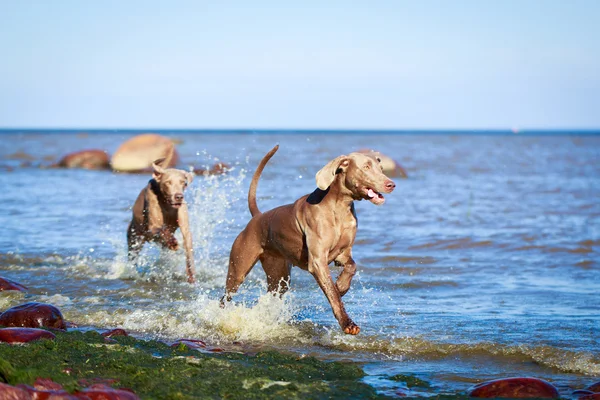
[385,180,396,192]
[174,193,184,202]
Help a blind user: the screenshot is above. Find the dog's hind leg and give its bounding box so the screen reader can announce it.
[261,254,291,296]
[221,229,262,305]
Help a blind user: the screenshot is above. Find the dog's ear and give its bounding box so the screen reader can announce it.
[315,155,348,190]
[152,160,166,182]
[185,171,195,185]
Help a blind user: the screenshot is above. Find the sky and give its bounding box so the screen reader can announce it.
[0,0,599,130]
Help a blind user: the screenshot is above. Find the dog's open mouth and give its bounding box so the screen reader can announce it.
[364,187,385,205]
[170,202,183,208]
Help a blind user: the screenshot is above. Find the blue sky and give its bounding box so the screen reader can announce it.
[0,0,599,129]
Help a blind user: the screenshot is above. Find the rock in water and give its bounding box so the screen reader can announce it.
[111,134,179,172]
[469,377,560,398]
[101,328,129,338]
[57,149,110,170]
[0,302,66,330]
[0,276,28,292]
[357,149,408,178]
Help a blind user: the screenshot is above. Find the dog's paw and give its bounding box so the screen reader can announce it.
[343,321,361,335]
[219,294,232,308]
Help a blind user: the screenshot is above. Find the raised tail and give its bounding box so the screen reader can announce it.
[153,142,175,169]
[248,145,279,217]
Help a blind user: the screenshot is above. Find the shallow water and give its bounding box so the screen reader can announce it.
[1,131,599,397]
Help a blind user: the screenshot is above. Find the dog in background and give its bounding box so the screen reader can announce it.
[221,145,395,334]
[127,148,196,283]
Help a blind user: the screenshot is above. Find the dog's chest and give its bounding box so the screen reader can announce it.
[328,213,357,256]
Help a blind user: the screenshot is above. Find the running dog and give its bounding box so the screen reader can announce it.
[221,145,395,334]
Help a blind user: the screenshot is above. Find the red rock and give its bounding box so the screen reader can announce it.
[57,150,110,170]
[17,378,78,400]
[171,338,207,349]
[0,327,56,343]
[469,377,560,398]
[573,392,600,400]
[580,394,600,400]
[101,329,128,338]
[588,382,600,392]
[357,149,408,178]
[111,134,178,173]
[0,302,66,330]
[75,384,140,400]
[0,276,28,291]
[33,378,64,391]
[0,382,31,399]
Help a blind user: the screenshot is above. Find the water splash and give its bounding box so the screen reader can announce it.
[98,166,249,286]
[73,292,302,344]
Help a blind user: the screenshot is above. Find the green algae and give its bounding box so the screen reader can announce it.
[0,329,386,399]
[389,373,432,388]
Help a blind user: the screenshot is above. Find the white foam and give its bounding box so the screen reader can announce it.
[37,294,72,306]
[73,292,302,344]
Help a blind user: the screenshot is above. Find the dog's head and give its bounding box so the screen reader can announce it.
[152,158,194,209]
[315,152,395,205]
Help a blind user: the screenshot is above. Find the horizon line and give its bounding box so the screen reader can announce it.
[1,127,600,133]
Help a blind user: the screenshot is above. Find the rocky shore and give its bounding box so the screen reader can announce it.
[1,290,599,398]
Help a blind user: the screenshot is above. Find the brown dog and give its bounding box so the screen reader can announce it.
[221,145,395,334]
[127,157,196,283]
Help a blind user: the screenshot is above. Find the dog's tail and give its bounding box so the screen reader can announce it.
[153,142,175,169]
[248,145,279,217]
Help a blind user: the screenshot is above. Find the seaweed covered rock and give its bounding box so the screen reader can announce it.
[469,377,560,398]
[111,134,178,173]
[0,330,377,399]
[0,327,56,343]
[57,149,110,170]
[0,302,66,330]
[0,276,28,292]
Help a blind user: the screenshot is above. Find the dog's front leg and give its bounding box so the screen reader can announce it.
[127,222,144,262]
[334,250,356,297]
[308,249,360,335]
[178,205,196,284]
